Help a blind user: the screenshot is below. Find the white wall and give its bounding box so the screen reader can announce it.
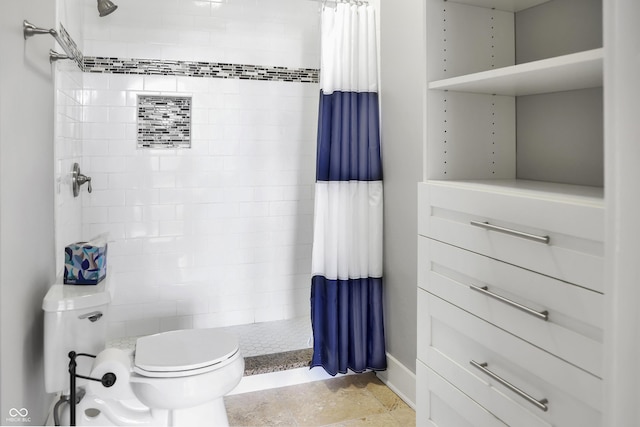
[0,1,57,424]
[378,0,424,377]
[603,0,640,425]
[73,0,320,338]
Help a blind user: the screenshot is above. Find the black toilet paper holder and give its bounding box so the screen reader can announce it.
[67,351,117,426]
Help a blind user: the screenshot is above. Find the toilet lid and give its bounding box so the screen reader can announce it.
[133,329,239,377]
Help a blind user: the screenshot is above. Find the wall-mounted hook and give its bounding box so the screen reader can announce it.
[72,163,92,197]
[49,49,70,63]
[23,20,55,39]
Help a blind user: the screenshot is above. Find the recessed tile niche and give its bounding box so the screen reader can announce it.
[137,95,192,148]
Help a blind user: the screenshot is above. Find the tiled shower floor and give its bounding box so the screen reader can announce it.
[222,316,312,357]
[108,316,312,358]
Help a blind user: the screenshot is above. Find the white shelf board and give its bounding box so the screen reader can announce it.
[450,0,551,12]
[428,48,603,96]
[426,179,604,206]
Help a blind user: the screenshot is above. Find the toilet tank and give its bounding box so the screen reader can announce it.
[42,276,112,394]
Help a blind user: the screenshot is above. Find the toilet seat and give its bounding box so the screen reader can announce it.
[133,329,240,378]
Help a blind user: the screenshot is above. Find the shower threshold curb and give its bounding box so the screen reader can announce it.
[243,348,313,376]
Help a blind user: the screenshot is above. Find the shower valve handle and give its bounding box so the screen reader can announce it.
[72,163,92,196]
[77,174,92,193]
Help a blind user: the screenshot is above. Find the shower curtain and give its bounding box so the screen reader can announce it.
[310,2,386,376]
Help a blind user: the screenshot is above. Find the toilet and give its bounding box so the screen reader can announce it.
[42,277,244,426]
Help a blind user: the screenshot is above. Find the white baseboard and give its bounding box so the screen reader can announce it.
[375,353,416,409]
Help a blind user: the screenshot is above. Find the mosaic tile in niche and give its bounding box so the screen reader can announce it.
[137,95,192,149]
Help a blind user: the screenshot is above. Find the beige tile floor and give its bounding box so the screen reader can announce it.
[225,372,416,426]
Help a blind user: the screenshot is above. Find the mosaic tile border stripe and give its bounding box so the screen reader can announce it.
[83,57,319,83]
[59,22,319,83]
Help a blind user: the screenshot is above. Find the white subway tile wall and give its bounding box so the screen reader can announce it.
[71,0,320,339]
[54,60,85,273]
[54,0,86,274]
[83,74,318,336]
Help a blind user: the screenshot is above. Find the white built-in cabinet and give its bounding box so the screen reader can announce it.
[417,0,605,425]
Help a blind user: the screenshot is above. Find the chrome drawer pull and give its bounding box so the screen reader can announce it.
[470,221,550,244]
[469,285,549,321]
[470,360,549,412]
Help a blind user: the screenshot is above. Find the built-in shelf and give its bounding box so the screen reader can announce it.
[426,179,604,205]
[454,0,551,12]
[428,48,603,96]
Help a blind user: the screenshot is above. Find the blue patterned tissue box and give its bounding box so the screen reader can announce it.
[63,235,108,285]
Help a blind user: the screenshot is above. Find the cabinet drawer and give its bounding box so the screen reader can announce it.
[418,237,603,376]
[417,290,602,427]
[418,180,604,292]
[417,361,507,427]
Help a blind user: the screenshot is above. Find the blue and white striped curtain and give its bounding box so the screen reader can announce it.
[310,2,386,376]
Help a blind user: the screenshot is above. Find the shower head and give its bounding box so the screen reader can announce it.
[97,0,118,17]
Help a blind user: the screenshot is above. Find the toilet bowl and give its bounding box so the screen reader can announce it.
[128,329,244,425]
[78,329,244,426]
[43,278,244,426]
